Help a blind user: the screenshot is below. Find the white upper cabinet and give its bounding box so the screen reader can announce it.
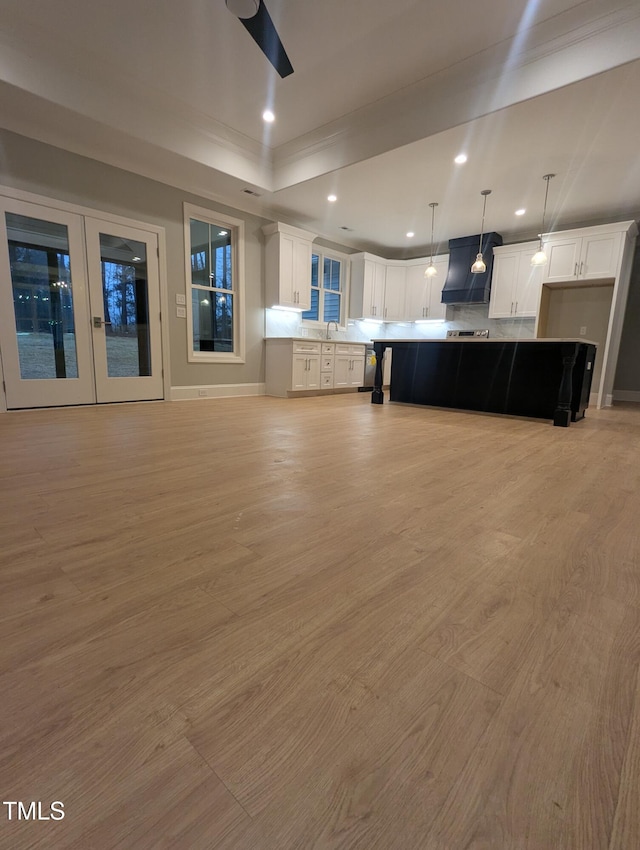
[263,222,316,310]
[489,242,544,319]
[383,265,406,321]
[404,257,448,321]
[350,253,387,319]
[542,224,624,284]
[350,252,447,321]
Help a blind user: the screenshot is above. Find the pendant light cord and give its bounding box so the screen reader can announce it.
[429,202,437,265]
[478,190,490,255]
[539,173,555,251]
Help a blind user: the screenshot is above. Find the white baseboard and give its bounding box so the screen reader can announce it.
[170,383,265,401]
[612,390,640,403]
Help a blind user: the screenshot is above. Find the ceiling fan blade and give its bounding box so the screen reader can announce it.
[238,0,294,78]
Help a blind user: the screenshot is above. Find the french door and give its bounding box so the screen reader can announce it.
[0,198,163,409]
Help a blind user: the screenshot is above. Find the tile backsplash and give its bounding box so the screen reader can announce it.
[265,305,535,342]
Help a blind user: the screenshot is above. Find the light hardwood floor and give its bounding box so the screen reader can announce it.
[1,394,639,849]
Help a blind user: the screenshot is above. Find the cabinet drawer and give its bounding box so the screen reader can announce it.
[335,343,364,356]
[321,372,334,388]
[321,357,334,372]
[322,343,334,354]
[293,341,321,355]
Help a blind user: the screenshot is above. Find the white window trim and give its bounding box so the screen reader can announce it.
[301,246,350,330]
[184,202,245,364]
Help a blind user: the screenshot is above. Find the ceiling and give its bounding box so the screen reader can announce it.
[1,0,639,256]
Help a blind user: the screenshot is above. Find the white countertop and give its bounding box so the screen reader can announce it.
[265,337,368,345]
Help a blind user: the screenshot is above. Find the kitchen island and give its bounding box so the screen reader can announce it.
[371,338,597,427]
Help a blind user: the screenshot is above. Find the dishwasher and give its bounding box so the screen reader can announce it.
[358,346,377,391]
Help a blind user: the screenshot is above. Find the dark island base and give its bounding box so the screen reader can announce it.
[372,339,596,427]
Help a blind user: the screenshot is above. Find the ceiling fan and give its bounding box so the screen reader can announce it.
[225,0,294,78]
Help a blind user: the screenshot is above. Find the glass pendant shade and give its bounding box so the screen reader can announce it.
[471,253,486,274]
[531,248,548,266]
[424,263,437,277]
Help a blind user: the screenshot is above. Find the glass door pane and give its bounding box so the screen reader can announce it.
[0,200,94,408]
[7,214,79,380]
[99,235,151,378]
[85,218,163,403]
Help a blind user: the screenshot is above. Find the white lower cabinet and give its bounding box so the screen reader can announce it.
[333,343,366,388]
[292,352,321,390]
[266,339,365,397]
[489,242,544,319]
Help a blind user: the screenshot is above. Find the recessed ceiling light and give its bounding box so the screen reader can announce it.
[327,194,337,202]
[262,109,275,123]
[131,256,142,262]
[454,153,467,164]
[515,209,526,216]
[218,230,228,236]
[406,231,415,238]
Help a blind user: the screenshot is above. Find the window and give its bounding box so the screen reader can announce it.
[302,250,346,325]
[184,204,245,363]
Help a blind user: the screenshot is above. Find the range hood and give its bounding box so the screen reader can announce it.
[441,232,502,305]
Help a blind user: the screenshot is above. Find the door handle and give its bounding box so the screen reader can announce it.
[93,317,112,328]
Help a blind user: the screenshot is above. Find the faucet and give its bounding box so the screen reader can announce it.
[326,320,339,339]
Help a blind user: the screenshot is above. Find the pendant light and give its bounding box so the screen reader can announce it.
[471,189,491,274]
[531,173,555,266]
[424,202,438,277]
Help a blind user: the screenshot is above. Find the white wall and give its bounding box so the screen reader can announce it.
[0,129,269,390]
